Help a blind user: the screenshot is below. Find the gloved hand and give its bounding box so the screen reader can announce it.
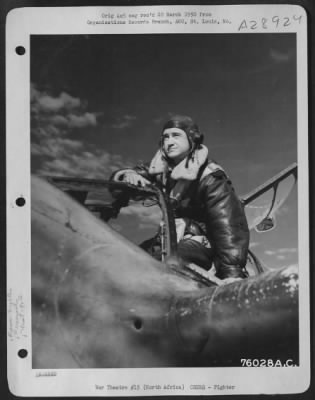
[122,171,150,187]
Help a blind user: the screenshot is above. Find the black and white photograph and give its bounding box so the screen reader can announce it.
[6,4,310,396]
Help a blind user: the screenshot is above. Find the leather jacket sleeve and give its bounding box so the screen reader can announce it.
[198,170,249,279]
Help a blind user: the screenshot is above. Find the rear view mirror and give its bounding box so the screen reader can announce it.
[255,216,276,233]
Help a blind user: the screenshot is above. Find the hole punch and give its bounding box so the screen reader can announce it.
[16,197,26,207]
[15,46,26,55]
[18,349,28,358]
[133,318,143,330]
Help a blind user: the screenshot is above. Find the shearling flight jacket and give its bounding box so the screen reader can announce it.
[112,146,249,279]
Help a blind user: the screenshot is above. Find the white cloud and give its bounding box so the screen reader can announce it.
[31,137,83,157]
[49,115,69,127]
[112,115,137,129]
[270,48,292,63]
[31,86,81,113]
[31,84,127,178]
[33,140,126,179]
[120,202,162,229]
[264,247,297,258]
[278,248,297,254]
[31,84,99,133]
[68,112,97,128]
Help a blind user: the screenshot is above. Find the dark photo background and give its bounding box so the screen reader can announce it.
[30,33,297,271]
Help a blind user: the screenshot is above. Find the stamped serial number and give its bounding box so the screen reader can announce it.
[240,358,296,367]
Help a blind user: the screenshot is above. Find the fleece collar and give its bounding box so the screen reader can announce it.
[149,145,208,181]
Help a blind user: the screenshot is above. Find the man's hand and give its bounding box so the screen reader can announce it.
[123,171,150,187]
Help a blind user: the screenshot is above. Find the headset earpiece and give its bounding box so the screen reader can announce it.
[187,127,204,147]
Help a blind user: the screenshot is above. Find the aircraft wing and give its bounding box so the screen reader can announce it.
[241,163,297,231]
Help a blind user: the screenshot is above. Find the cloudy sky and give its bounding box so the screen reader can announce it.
[31,33,298,270]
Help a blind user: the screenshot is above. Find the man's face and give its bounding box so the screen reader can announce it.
[162,128,190,163]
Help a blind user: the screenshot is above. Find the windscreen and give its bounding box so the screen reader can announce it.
[86,188,162,245]
[244,171,297,230]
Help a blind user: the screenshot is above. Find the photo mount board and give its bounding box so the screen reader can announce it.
[6,4,310,397]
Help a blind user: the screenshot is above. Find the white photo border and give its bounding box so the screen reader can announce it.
[6,4,309,396]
